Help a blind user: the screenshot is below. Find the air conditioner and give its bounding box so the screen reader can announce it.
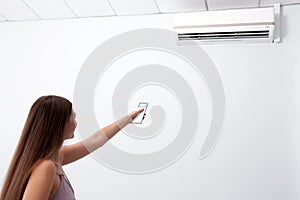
[174,4,280,45]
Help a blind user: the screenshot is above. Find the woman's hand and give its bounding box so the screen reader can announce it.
[129,108,146,121]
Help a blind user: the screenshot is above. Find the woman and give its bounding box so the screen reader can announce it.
[0,95,144,200]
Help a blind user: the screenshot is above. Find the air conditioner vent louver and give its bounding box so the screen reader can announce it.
[178,30,270,41]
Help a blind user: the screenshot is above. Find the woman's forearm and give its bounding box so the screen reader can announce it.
[103,114,132,139]
[82,115,132,153]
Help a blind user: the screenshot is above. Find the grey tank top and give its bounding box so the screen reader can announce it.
[52,173,76,200]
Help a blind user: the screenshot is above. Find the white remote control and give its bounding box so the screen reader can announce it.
[132,102,148,124]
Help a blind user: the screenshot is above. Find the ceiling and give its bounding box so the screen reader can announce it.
[0,0,299,23]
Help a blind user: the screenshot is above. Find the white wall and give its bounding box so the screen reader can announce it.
[0,5,299,200]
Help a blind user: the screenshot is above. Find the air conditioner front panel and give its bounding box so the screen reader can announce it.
[174,7,275,29]
[173,4,280,44]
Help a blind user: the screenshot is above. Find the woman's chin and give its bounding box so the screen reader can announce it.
[64,134,74,140]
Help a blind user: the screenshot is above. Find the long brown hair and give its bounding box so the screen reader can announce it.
[0,95,72,200]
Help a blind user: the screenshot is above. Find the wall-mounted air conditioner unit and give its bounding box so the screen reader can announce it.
[174,3,280,45]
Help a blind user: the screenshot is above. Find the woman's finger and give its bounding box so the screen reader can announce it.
[130,108,144,119]
[136,108,144,113]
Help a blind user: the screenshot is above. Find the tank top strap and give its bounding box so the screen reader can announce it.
[52,172,76,199]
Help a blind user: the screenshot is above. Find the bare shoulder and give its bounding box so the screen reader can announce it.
[23,159,57,199]
[31,159,56,177]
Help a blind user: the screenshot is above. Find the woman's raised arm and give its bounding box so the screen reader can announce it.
[60,109,144,165]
